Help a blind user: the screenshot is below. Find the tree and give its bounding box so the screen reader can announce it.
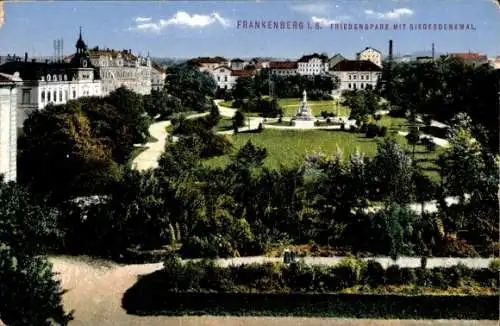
[232,77,255,100]
[18,103,122,201]
[405,126,421,161]
[370,138,415,204]
[144,89,182,119]
[165,63,217,112]
[0,246,74,326]
[371,203,416,259]
[233,110,246,131]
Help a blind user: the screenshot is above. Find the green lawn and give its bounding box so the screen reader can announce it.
[204,129,442,181]
[214,117,234,132]
[219,98,351,118]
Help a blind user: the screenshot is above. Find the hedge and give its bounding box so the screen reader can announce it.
[122,291,499,319]
[121,258,499,318]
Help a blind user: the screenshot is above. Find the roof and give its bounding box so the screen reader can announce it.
[0,61,77,81]
[190,56,228,64]
[330,53,345,60]
[297,53,328,63]
[0,72,22,84]
[330,60,382,72]
[269,61,298,69]
[231,70,255,77]
[448,53,487,60]
[88,49,138,61]
[231,58,245,62]
[358,47,382,55]
[152,64,165,73]
[212,65,232,72]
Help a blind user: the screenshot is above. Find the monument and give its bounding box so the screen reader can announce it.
[292,90,316,128]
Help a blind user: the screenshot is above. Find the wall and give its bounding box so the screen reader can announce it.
[0,85,17,182]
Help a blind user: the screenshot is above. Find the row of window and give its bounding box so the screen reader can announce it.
[41,74,68,82]
[347,83,374,90]
[347,73,381,80]
[40,89,76,104]
[217,76,229,82]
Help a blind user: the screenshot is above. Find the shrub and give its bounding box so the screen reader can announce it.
[365,123,380,138]
[359,123,368,133]
[340,123,345,130]
[257,123,264,132]
[488,258,500,272]
[314,121,321,127]
[363,260,385,287]
[278,117,283,123]
[385,265,402,285]
[333,255,365,289]
[437,239,479,257]
[232,99,243,109]
[378,126,388,137]
[322,94,333,101]
[326,118,331,124]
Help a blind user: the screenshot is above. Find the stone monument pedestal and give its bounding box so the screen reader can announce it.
[292,119,316,129]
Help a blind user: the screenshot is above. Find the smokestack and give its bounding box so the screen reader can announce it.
[24,52,28,62]
[389,40,393,61]
[432,43,435,59]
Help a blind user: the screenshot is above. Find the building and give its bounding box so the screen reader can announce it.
[269,61,297,76]
[328,53,346,69]
[210,65,235,89]
[189,57,230,72]
[356,47,382,67]
[297,53,329,75]
[0,31,102,127]
[209,66,256,90]
[151,64,166,91]
[489,56,500,70]
[0,72,21,182]
[330,60,382,93]
[230,58,247,70]
[447,53,489,67]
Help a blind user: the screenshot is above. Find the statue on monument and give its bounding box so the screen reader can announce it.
[294,89,314,121]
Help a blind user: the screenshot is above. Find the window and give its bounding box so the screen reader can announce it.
[53,91,57,102]
[348,75,351,80]
[73,90,76,99]
[361,83,364,89]
[47,74,51,81]
[59,90,63,102]
[224,76,227,82]
[22,89,31,104]
[353,83,357,89]
[361,75,364,80]
[65,90,69,101]
[353,75,357,80]
[348,83,351,89]
[41,91,46,102]
[48,91,51,102]
[217,76,220,81]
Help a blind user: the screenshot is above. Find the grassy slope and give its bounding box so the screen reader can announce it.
[204,129,442,181]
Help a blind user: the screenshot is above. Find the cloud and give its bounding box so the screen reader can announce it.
[364,8,413,20]
[135,17,152,22]
[290,3,331,15]
[311,15,350,26]
[129,11,230,32]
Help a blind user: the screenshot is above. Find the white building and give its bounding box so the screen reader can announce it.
[210,66,235,90]
[151,64,166,91]
[297,53,329,75]
[356,47,382,67]
[209,66,256,90]
[269,61,297,76]
[0,32,102,127]
[330,60,382,94]
[0,72,21,182]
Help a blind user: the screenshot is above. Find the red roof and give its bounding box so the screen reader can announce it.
[231,70,255,77]
[448,53,485,60]
[269,61,297,69]
[331,60,382,72]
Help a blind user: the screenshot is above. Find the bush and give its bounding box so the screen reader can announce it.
[340,123,345,130]
[436,239,479,257]
[488,258,500,272]
[365,124,380,138]
[363,260,385,287]
[257,123,264,133]
[359,123,368,134]
[326,118,331,124]
[378,126,388,137]
[322,94,333,101]
[232,99,243,109]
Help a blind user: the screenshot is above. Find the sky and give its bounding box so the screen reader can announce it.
[0,0,499,59]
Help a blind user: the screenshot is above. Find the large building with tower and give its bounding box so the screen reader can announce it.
[0,30,102,127]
